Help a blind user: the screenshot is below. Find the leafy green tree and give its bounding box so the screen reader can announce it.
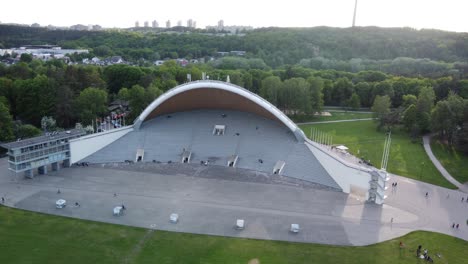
[431,93,466,144]
[0,99,14,142]
[117,87,130,101]
[40,116,57,132]
[347,93,361,110]
[416,86,436,115]
[282,78,310,114]
[371,95,391,130]
[307,77,324,113]
[15,75,56,126]
[55,85,75,128]
[402,94,417,108]
[14,123,41,139]
[75,87,108,125]
[20,53,33,63]
[104,65,144,94]
[260,76,282,106]
[332,78,354,106]
[415,86,436,132]
[127,85,147,121]
[402,104,418,132]
[354,82,372,107]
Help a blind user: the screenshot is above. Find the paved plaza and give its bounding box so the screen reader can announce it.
[0,158,466,246]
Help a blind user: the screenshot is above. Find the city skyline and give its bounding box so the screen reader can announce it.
[1,0,467,32]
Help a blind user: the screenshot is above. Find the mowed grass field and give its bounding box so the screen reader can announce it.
[431,140,468,184]
[0,206,466,264]
[299,120,456,189]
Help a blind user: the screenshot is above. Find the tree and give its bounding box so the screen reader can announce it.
[307,77,324,114]
[402,94,417,108]
[415,86,436,132]
[0,99,14,142]
[40,116,57,132]
[402,104,420,138]
[416,86,436,115]
[20,53,33,63]
[371,95,391,130]
[75,88,108,125]
[332,78,354,106]
[127,85,147,121]
[104,65,144,94]
[354,82,372,107]
[431,93,466,144]
[347,93,361,110]
[56,85,75,128]
[260,76,282,106]
[14,123,41,139]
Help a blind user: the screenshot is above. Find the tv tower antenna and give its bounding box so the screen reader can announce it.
[352,0,358,27]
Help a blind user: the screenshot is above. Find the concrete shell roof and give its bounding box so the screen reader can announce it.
[134,80,305,141]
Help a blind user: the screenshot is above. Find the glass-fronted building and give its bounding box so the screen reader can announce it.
[1,130,85,178]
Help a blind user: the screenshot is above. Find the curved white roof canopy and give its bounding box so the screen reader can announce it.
[134,80,306,142]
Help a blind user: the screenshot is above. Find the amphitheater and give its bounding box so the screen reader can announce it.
[3,80,467,245]
[71,80,386,203]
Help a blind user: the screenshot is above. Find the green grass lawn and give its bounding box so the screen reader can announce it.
[431,140,468,184]
[0,206,466,264]
[290,111,373,123]
[299,120,456,189]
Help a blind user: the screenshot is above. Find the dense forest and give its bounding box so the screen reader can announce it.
[1,25,467,77]
[0,25,468,153]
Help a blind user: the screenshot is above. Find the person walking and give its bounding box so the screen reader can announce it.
[1,197,4,203]
[425,192,428,198]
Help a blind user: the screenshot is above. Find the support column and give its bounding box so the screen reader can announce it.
[38,165,47,175]
[24,169,34,179]
[62,159,70,168]
[51,162,60,171]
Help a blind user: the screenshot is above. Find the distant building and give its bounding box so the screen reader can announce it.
[177,20,182,27]
[152,20,159,28]
[166,20,171,28]
[31,23,40,28]
[187,19,196,28]
[218,20,224,30]
[70,24,88,31]
[144,21,149,28]
[135,21,140,28]
[92,25,102,31]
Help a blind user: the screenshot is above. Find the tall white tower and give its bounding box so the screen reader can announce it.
[352,0,358,27]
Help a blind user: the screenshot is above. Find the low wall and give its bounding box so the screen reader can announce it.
[306,142,371,195]
[69,126,133,164]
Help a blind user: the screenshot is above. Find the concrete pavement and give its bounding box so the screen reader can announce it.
[0,158,466,246]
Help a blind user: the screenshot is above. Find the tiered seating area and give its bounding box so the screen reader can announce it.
[85,110,341,190]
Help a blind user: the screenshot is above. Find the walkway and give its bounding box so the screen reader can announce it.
[423,135,468,193]
[297,118,376,125]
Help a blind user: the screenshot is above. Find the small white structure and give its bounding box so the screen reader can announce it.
[336,145,349,153]
[235,219,245,230]
[55,199,66,208]
[290,224,300,233]
[169,213,179,223]
[113,206,124,216]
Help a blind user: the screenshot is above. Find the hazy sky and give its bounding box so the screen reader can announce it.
[3,0,467,32]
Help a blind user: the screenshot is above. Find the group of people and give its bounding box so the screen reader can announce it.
[416,245,434,262]
[451,223,460,229]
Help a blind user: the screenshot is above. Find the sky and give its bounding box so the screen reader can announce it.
[2,0,467,32]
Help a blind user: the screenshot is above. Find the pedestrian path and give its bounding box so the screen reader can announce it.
[297,118,376,125]
[423,135,468,193]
